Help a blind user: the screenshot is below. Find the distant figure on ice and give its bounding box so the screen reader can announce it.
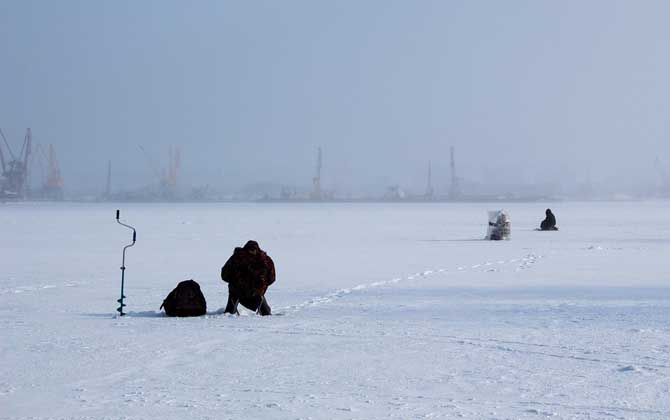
[221,240,275,316]
[540,208,558,231]
[486,210,511,240]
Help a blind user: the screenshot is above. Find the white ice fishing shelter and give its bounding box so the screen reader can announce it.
[486,210,511,240]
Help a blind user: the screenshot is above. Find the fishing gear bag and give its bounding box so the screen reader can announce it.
[160,279,207,317]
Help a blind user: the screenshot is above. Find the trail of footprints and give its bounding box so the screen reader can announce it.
[516,253,541,271]
[281,254,543,313]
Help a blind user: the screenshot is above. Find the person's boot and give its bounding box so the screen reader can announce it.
[257,296,271,316]
[224,295,239,315]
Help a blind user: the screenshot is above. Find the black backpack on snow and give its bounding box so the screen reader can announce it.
[160,279,207,317]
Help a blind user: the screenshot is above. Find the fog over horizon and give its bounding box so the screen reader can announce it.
[2,1,670,197]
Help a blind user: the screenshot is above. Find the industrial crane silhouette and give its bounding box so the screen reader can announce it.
[0,128,33,200]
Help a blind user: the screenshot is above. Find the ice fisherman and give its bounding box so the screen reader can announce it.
[540,208,558,231]
[221,240,275,316]
[487,210,511,240]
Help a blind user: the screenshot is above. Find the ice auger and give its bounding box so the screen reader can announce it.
[116,209,136,316]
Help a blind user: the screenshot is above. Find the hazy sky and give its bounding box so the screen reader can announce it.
[2,1,670,194]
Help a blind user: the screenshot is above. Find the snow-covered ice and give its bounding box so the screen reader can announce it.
[2,201,670,419]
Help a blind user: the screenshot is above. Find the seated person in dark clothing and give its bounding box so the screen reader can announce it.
[540,208,558,231]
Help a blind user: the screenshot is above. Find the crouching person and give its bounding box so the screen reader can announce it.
[540,208,558,231]
[221,240,275,316]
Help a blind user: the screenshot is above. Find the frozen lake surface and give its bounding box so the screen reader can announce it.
[2,201,670,419]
